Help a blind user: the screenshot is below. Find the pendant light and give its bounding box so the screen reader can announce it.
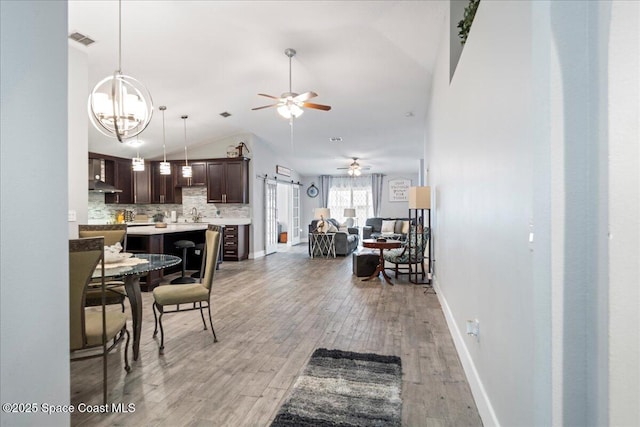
[131,135,145,171]
[87,0,153,142]
[159,106,171,175]
[181,115,192,178]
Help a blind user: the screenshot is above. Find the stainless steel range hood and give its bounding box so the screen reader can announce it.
[88,158,122,193]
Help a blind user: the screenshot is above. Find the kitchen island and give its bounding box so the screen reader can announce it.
[126,219,250,290]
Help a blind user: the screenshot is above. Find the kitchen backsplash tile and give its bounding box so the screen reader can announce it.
[88,187,250,222]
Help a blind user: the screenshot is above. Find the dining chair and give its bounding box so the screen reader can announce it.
[79,224,128,311]
[383,226,430,278]
[69,237,130,404]
[152,225,222,354]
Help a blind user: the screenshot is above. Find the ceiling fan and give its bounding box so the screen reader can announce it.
[337,158,371,176]
[252,48,331,119]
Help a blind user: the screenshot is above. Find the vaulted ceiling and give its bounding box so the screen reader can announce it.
[69,0,447,175]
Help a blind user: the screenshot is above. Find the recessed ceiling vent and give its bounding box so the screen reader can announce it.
[68,32,95,46]
[329,137,343,142]
[219,112,231,118]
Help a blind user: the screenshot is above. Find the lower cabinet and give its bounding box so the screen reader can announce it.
[222,224,249,261]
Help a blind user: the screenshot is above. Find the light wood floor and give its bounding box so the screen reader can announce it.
[71,245,482,426]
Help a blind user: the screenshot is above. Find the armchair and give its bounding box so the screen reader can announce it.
[383,227,430,278]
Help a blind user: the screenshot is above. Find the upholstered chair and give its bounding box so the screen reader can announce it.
[383,226,430,278]
[152,225,222,354]
[78,224,128,311]
[69,237,130,404]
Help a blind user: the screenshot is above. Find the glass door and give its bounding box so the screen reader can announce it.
[264,179,278,255]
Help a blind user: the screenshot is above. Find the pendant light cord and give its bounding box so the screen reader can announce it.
[288,54,292,93]
[161,107,167,162]
[183,116,189,166]
[117,0,122,72]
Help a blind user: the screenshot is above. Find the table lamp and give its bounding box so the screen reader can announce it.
[343,208,356,227]
[314,208,331,233]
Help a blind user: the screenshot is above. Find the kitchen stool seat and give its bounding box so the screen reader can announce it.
[171,240,196,284]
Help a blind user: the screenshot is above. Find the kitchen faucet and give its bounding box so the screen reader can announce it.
[191,207,201,223]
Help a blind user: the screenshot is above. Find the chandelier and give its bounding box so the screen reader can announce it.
[87,0,153,142]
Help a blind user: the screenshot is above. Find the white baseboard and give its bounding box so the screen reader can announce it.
[433,278,500,427]
[250,250,265,259]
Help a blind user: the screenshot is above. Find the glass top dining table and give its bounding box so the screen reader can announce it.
[92,253,181,360]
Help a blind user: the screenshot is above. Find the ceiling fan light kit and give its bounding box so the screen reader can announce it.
[252,48,331,119]
[87,0,153,142]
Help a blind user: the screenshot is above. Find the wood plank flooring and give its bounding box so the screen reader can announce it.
[70,245,482,426]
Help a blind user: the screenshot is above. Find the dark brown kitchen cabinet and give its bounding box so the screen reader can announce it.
[222,224,249,261]
[132,163,151,204]
[105,158,133,204]
[207,158,249,203]
[174,161,206,187]
[151,162,180,204]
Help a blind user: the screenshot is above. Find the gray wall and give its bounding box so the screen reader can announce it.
[1,1,71,426]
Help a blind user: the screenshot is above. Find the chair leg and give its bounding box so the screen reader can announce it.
[157,305,165,355]
[395,264,399,278]
[207,303,218,343]
[199,301,207,330]
[421,260,425,278]
[152,302,159,337]
[123,328,131,373]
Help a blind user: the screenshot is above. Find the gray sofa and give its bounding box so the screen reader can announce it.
[308,219,359,256]
[362,217,412,241]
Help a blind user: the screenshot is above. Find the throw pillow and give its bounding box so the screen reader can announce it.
[327,223,338,233]
[401,220,410,234]
[381,220,396,233]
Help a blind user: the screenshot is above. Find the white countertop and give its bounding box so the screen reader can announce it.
[125,218,251,235]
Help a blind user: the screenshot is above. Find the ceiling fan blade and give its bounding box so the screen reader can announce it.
[258,93,280,100]
[293,91,318,102]
[251,104,278,111]
[303,102,332,111]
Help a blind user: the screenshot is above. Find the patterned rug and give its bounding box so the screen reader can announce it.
[270,348,402,426]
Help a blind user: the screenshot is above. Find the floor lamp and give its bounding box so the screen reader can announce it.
[408,186,432,286]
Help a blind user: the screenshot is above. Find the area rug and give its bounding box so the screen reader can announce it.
[270,348,402,426]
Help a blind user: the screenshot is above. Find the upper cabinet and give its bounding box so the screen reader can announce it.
[132,163,151,204]
[151,162,180,204]
[105,158,133,204]
[207,158,250,204]
[174,161,206,187]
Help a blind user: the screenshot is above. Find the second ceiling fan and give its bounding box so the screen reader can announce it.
[252,48,331,119]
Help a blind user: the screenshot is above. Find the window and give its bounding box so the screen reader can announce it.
[327,176,373,226]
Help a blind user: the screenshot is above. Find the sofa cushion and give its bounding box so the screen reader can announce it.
[381,220,396,233]
[401,220,410,234]
[366,217,383,232]
[394,220,405,234]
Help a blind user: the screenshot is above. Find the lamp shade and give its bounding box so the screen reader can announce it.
[314,208,331,220]
[344,208,356,218]
[409,186,431,209]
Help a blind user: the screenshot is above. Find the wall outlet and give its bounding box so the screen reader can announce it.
[466,319,480,341]
[68,210,77,222]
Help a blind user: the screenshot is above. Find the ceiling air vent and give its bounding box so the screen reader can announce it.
[68,32,95,46]
[219,112,231,118]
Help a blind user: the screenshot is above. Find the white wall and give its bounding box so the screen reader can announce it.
[0,1,70,426]
[425,1,542,425]
[426,1,639,426]
[607,1,639,425]
[68,44,89,238]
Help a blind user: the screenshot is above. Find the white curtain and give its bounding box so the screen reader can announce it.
[327,176,373,226]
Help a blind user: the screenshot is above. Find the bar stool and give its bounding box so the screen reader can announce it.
[171,240,196,284]
[190,243,205,278]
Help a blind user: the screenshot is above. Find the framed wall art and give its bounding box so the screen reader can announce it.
[388,178,411,202]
